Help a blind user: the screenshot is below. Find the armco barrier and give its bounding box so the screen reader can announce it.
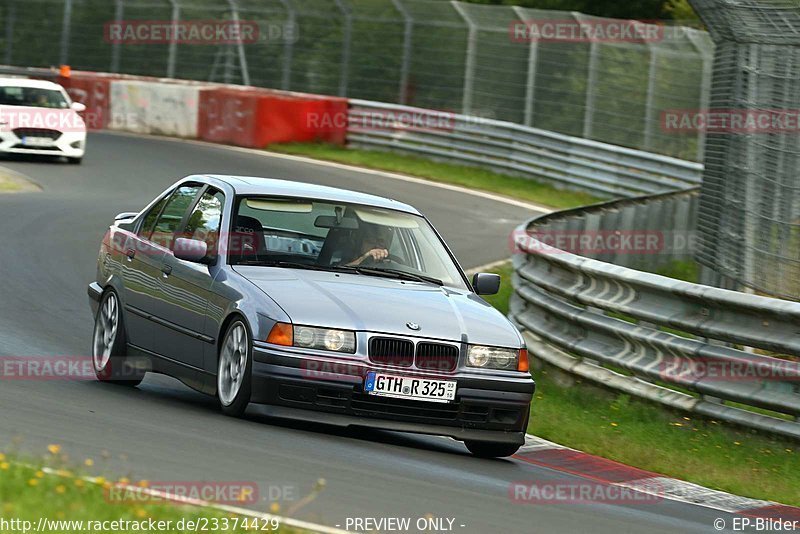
[348,99,703,198]
[198,88,346,148]
[109,80,202,138]
[510,188,800,440]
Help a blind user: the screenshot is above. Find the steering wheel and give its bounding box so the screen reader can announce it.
[361,253,406,266]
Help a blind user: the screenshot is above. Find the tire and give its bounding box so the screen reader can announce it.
[92,290,144,386]
[67,157,82,164]
[217,319,252,417]
[465,441,521,458]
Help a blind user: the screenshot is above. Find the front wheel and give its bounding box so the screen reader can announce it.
[217,319,252,417]
[67,157,83,165]
[465,441,521,458]
[92,290,144,386]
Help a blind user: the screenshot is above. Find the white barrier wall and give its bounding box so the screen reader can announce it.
[109,80,203,138]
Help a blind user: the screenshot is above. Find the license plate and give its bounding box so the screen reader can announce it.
[22,136,54,147]
[364,371,456,403]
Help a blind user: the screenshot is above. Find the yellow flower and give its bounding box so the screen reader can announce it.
[94,476,106,485]
[84,458,94,467]
[55,485,66,494]
[137,480,149,488]
[28,479,38,487]
[0,453,5,461]
[610,422,618,427]
[118,477,130,485]
[47,444,62,455]
[0,462,9,470]
[135,509,147,519]
[734,441,741,446]
[269,502,280,514]
[35,470,44,478]
[74,479,85,488]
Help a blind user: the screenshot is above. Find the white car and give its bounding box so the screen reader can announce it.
[0,77,86,164]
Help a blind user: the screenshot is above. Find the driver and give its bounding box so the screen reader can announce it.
[346,224,393,266]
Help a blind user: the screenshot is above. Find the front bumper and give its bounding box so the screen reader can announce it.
[0,130,86,158]
[251,344,534,445]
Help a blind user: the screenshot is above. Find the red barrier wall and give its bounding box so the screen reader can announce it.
[198,88,347,148]
[57,73,115,130]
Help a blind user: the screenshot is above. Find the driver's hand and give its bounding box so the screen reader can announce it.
[361,248,389,263]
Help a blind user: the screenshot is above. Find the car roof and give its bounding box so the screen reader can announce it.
[0,77,65,91]
[206,175,421,215]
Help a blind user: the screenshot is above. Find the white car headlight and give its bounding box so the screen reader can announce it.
[293,325,355,353]
[467,345,519,371]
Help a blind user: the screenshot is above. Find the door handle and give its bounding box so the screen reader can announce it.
[126,249,136,261]
[161,264,172,277]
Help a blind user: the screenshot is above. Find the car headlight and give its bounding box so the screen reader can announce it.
[467,345,525,371]
[266,322,355,353]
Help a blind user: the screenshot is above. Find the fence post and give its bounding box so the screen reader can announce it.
[227,0,250,86]
[687,28,713,162]
[166,0,180,78]
[512,6,537,126]
[334,0,352,97]
[59,0,73,66]
[643,43,658,151]
[581,14,599,139]
[391,0,413,105]
[110,0,124,73]
[276,0,295,90]
[4,0,16,65]
[451,1,476,115]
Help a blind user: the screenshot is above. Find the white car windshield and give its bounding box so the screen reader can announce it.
[0,86,69,109]
[230,196,468,290]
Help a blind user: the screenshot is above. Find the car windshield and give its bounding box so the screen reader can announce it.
[0,86,69,109]
[230,196,468,290]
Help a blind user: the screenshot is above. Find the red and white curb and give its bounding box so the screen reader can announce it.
[514,435,800,522]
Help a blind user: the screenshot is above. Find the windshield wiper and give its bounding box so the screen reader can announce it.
[235,259,333,272]
[352,266,444,286]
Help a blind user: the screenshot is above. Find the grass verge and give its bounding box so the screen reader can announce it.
[0,168,40,193]
[0,451,304,533]
[483,262,800,506]
[267,143,601,210]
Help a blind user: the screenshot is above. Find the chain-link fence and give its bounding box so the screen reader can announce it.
[690,0,800,300]
[0,0,713,161]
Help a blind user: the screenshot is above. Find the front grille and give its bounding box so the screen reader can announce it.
[13,128,62,140]
[11,144,61,151]
[415,342,459,372]
[369,337,414,367]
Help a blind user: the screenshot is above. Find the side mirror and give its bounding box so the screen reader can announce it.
[71,102,86,113]
[173,237,209,264]
[114,212,139,221]
[473,272,501,295]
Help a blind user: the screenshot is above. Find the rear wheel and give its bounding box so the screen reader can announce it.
[217,319,252,417]
[92,290,144,386]
[465,441,521,458]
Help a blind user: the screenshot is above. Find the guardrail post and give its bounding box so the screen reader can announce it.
[4,0,16,65]
[59,0,73,66]
[391,0,413,105]
[452,1,477,115]
[512,6,537,126]
[227,0,250,86]
[166,0,180,78]
[334,0,352,97]
[110,0,124,73]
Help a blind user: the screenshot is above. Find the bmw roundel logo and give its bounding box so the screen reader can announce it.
[406,322,421,331]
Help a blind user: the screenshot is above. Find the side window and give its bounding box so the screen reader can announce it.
[151,185,202,249]
[183,190,225,254]
[138,193,171,239]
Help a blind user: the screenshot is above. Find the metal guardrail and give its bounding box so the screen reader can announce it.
[509,188,800,440]
[347,99,703,198]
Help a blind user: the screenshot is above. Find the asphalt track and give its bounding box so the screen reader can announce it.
[0,132,736,533]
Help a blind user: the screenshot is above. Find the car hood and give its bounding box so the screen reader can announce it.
[0,105,84,132]
[235,266,522,347]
